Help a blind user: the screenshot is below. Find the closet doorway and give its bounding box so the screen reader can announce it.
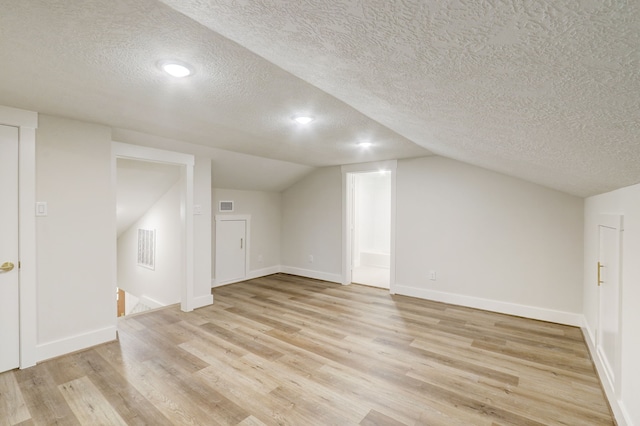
[342,161,396,292]
[352,172,391,288]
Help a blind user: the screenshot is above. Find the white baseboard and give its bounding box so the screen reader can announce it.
[192,294,214,309]
[139,295,164,309]
[211,265,282,288]
[581,319,631,426]
[247,265,282,280]
[280,266,342,284]
[394,284,582,326]
[210,265,342,287]
[36,325,117,363]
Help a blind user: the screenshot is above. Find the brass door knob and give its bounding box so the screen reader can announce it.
[0,261,15,272]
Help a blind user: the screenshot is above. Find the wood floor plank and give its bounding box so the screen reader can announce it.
[1,274,614,425]
[0,371,30,426]
[13,364,81,425]
[359,409,406,426]
[58,376,127,426]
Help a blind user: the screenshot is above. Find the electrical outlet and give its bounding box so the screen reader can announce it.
[258,254,263,262]
[429,270,436,281]
[308,255,314,263]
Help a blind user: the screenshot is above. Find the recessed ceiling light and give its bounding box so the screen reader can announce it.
[293,115,314,124]
[358,141,373,148]
[158,60,194,78]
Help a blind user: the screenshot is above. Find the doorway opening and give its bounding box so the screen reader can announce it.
[112,142,197,313]
[351,171,391,288]
[342,160,397,292]
[115,158,183,316]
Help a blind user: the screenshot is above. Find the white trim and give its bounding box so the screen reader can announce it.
[248,265,283,280]
[280,266,342,284]
[341,160,398,174]
[211,265,281,287]
[394,283,583,326]
[112,142,194,166]
[341,160,397,293]
[139,295,164,309]
[0,105,38,369]
[36,326,117,363]
[598,213,624,231]
[192,294,214,309]
[582,318,630,426]
[0,105,38,128]
[112,142,196,312]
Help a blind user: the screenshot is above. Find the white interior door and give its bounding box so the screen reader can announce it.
[0,124,20,373]
[597,217,622,393]
[215,219,247,285]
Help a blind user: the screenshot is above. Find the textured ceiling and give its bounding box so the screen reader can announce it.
[0,0,428,173]
[160,0,640,197]
[1,1,639,196]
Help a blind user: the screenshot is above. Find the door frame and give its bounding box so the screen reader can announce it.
[112,142,197,311]
[341,160,397,293]
[0,105,38,369]
[214,214,251,286]
[596,213,624,396]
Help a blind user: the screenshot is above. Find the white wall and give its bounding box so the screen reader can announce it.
[280,157,583,322]
[212,188,281,280]
[117,178,182,307]
[281,166,343,282]
[584,184,640,426]
[395,157,584,323]
[35,115,116,360]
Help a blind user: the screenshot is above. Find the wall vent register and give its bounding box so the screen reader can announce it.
[219,201,234,212]
[137,228,156,270]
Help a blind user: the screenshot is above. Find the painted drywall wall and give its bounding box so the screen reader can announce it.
[117,178,182,307]
[280,157,583,322]
[281,166,343,282]
[212,188,281,280]
[35,115,116,359]
[395,156,584,323]
[584,185,640,426]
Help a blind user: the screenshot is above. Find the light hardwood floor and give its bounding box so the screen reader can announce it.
[1,274,614,425]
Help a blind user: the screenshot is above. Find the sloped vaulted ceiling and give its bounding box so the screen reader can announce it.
[1,0,639,196]
[161,0,640,197]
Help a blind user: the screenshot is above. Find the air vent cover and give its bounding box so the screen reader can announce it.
[219,201,234,212]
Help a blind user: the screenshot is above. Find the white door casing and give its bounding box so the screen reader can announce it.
[0,125,20,372]
[342,161,397,293]
[112,142,199,312]
[596,214,623,396]
[215,215,250,286]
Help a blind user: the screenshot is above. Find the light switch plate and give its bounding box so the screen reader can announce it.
[35,202,47,216]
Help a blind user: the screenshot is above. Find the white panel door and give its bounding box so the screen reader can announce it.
[597,219,622,392]
[0,125,20,373]
[215,220,246,284]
